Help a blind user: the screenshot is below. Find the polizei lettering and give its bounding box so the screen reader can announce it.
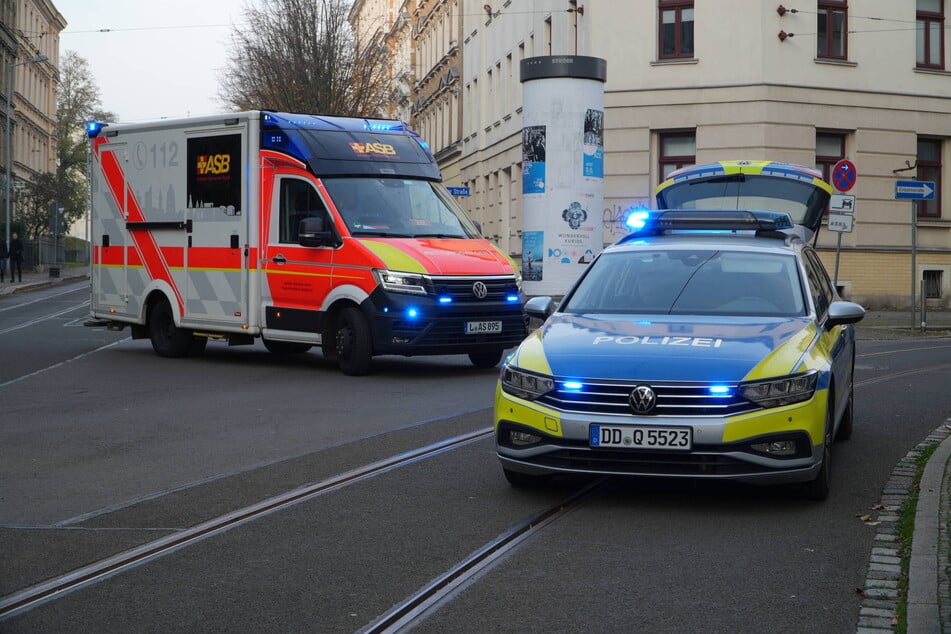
[592,335,724,348]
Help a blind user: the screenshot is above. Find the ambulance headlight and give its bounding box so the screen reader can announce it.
[501,366,555,401]
[739,371,818,408]
[373,269,433,296]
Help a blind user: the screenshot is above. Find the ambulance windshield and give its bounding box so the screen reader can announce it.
[323,178,481,239]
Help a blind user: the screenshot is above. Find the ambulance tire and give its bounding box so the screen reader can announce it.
[148,299,193,358]
[263,340,312,355]
[335,306,372,375]
[468,347,504,368]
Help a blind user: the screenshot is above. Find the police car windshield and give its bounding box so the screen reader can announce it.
[660,175,824,226]
[564,249,806,317]
[322,178,480,239]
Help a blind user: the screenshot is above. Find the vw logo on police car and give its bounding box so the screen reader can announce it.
[472,281,488,299]
[629,385,657,414]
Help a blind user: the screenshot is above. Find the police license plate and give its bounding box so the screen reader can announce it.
[465,321,502,334]
[589,424,692,450]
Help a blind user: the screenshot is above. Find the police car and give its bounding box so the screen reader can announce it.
[495,161,865,499]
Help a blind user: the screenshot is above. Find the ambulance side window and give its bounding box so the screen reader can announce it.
[279,179,329,243]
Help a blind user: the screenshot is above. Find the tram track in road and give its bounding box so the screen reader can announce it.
[0,427,495,621]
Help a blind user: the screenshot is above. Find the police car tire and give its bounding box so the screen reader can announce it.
[802,404,833,501]
[148,299,193,358]
[335,307,372,376]
[468,347,503,368]
[263,340,312,355]
[835,383,854,442]
[503,468,551,487]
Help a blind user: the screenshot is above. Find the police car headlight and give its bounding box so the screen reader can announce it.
[373,269,433,295]
[739,371,818,408]
[501,366,555,401]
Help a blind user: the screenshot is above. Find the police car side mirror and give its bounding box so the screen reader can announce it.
[298,216,341,248]
[826,300,865,327]
[525,296,555,321]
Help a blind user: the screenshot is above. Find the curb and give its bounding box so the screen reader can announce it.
[856,420,951,633]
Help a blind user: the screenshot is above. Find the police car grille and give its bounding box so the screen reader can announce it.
[433,276,520,301]
[537,381,758,417]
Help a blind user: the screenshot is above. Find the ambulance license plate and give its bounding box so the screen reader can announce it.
[465,320,502,334]
[589,424,691,450]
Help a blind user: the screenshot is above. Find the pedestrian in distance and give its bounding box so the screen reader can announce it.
[0,237,7,283]
[8,232,23,283]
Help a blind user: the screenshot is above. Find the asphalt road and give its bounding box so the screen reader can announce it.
[2,280,950,633]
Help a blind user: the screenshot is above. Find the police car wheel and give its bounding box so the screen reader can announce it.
[503,468,551,487]
[148,298,193,358]
[802,402,833,501]
[335,307,372,376]
[469,347,503,368]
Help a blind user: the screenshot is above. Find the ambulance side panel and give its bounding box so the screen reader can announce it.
[90,118,256,333]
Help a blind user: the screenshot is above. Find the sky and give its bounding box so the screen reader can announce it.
[55,0,249,123]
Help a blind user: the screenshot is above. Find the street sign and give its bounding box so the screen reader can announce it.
[446,186,470,197]
[829,194,855,213]
[827,213,854,233]
[831,159,857,192]
[895,180,935,200]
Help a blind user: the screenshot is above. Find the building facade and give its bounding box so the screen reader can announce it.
[1,0,63,231]
[360,1,951,308]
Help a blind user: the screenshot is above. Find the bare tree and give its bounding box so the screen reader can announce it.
[54,51,116,232]
[220,0,391,117]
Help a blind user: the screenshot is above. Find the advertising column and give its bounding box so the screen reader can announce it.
[520,55,607,296]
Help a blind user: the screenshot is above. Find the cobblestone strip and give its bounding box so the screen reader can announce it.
[856,422,951,633]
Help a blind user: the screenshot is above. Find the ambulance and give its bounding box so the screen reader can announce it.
[86,111,526,374]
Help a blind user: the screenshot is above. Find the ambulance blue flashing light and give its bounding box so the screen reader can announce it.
[85,121,107,138]
[406,307,420,319]
[506,294,520,303]
[438,296,453,304]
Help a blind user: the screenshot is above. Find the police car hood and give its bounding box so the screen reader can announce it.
[525,313,816,382]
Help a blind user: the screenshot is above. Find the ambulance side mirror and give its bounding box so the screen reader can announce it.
[298,216,341,248]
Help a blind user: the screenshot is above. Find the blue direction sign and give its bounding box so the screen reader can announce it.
[895,180,936,200]
[446,186,470,197]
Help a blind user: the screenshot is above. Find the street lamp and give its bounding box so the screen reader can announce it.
[5,54,48,253]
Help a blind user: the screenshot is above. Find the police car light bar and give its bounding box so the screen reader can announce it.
[619,209,793,242]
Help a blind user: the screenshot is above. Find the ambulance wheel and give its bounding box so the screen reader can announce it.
[263,340,312,355]
[469,347,503,368]
[334,307,372,375]
[148,299,192,358]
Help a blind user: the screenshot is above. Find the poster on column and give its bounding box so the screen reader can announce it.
[522,126,547,194]
[521,231,544,281]
[583,109,603,179]
[552,192,598,266]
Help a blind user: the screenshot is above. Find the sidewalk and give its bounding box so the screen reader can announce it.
[2,266,950,630]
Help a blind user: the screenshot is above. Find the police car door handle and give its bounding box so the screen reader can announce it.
[272,254,287,265]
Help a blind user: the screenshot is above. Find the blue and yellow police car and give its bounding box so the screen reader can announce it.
[495,161,865,499]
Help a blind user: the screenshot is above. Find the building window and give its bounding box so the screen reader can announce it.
[659,131,696,180]
[817,1,848,60]
[658,0,694,60]
[917,0,945,69]
[816,132,846,213]
[923,269,943,299]
[917,137,942,219]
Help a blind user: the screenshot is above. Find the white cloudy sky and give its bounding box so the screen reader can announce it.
[56,0,249,122]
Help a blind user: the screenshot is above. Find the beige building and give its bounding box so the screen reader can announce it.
[1,0,63,238]
[360,1,951,308]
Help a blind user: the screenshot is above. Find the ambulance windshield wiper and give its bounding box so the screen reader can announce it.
[412,232,465,239]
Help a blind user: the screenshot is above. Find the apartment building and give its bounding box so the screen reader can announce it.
[0,0,63,220]
[366,1,951,307]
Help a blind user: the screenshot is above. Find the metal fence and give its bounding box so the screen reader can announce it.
[20,237,90,271]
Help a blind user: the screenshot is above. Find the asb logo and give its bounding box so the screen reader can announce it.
[349,142,397,156]
[196,154,232,175]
